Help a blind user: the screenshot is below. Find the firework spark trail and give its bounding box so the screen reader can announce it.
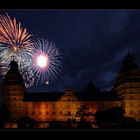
[0,13,32,48]
[20,66,35,88]
[0,14,62,87]
[31,38,62,85]
[0,13,34,88]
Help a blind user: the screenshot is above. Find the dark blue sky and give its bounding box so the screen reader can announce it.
[0,10,140,92]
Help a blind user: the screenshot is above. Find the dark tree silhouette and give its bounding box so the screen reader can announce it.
[94,109,104,128]
[76,104,92,128]
[0,106,11,128]
[76,104,89,121]
[120,117,138,129]
[17,116,35,128]
[94,107,125,128]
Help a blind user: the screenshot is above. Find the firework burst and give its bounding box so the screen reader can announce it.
[0,13,34,87]
[0,13,32,49]
[31,38,62,85]
[20,67,35,88]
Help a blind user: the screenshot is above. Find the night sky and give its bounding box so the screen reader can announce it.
[0,9,140,93]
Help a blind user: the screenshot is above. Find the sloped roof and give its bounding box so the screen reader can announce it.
[23,92,64,102]
[23,90,120,102]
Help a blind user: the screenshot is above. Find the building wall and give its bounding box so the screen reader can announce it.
[4,85,25,120]
[22,100,121,122]
[4,66,140,123]
[114,69,140,121]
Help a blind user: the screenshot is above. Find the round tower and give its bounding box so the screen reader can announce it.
[3,59,26,120]
[113,51,140,121]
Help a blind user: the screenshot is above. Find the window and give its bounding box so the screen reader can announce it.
[25,111,28,115]
[130,110,133,114]
[39,111,42,115]
[130,103,133,107]
[46,111,49,115]
[60,111,63,115]
[68,111,71,116]
[130,96,133,99]
[52,111,55,115]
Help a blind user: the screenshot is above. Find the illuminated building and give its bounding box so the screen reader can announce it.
[2,51,140,128]
[113,51,140,121]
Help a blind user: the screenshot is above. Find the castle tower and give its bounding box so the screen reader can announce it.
[113,51,140,121]
[3,60,26,120]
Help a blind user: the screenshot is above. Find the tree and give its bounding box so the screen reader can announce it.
[120,117,137,129]
[94,109,104,128]
[17,116,35,128]
[76,104,92,128]
[94,107,125,128]
[76,104,89,121]
[0,106,11,128]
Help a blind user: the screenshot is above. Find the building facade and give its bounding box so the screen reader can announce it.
[2,52,140,127]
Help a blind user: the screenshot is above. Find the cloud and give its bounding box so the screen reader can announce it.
[1,10,140,93]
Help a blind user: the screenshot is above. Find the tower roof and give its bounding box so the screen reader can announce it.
[113,51,140,88]
[119,52,138,73]
[9,59,19,70]
[3,60,24,86]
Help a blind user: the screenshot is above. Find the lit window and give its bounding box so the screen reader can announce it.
[130,103,133,107]
[68,111,71,116]
[130,110,133,114]
[52,111,55,115]
[130,96,133,99]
